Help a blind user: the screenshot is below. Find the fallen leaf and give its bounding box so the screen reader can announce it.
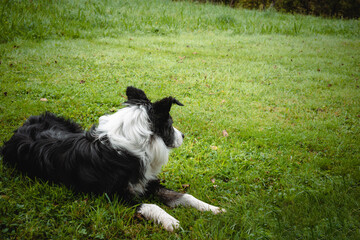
[80,80,86,84]
[40,98,48,102]
[182,184,190,189]
[1,195,10,200]
[211,146,218,150]
[192,52,198,55]
[222,130,229,137]
[328,84,332,87]
[221,100,226,104]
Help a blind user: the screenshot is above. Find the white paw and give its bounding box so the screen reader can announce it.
[178,194,226,214]
[210,206,226,214]
[137,204,180,232]
[162,216,180,232]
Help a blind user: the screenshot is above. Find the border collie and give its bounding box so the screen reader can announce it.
[1,86,225,231]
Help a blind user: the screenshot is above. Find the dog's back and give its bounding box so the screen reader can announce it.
[19,112,84,135]
[1,112,143,195]
[2,112,83,168]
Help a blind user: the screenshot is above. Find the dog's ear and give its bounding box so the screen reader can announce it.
[153,97,184,114]
[126,86,150,103]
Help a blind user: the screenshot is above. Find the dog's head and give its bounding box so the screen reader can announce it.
[125,86,184,149]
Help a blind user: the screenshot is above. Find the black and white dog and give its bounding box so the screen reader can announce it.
[1,86,225,231]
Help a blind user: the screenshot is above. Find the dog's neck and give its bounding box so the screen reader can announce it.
[95,106,171,195]
[96,105,152,151]
[146,135,170,176]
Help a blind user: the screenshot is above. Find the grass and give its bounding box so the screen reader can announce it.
[1,0,359,239]
[1,0,359,42]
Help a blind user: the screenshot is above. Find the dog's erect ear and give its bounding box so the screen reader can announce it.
[153,97,184,114]
[126,86,150,103]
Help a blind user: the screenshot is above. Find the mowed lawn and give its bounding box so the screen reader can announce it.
[0,0,359,239]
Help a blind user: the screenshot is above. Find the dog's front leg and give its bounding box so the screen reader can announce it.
[173,193,226,214]
[137,203,180,232]
[156,187,226,214]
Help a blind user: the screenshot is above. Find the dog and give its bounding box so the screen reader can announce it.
[1,86,225,231]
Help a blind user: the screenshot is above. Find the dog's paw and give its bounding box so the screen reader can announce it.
[162,216,180,232]
[209,206,227,214]
[137,203,180,232]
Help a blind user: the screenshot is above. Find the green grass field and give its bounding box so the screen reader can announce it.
[1,0,359,239]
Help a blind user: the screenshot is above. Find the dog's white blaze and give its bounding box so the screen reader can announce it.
[138,204,180,232]
[170,194,226,214]
[173,127,183,148]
